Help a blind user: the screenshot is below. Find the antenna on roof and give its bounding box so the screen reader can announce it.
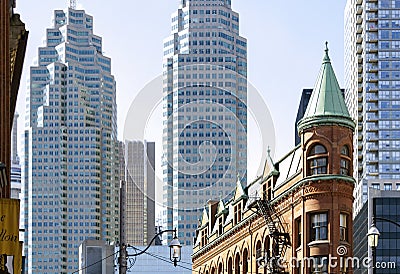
[69,0,76,9]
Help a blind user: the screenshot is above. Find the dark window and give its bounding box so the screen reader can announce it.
[311,213,328,241]
[340,146,351,175]
[310,256,328,274]
[296,217,302,248]
[308,144,328,175]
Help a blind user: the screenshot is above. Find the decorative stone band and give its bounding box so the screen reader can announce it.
[297,114,356,134]
[271,174,355,207]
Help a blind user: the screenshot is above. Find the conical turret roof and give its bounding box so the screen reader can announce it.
[298,43,355,133]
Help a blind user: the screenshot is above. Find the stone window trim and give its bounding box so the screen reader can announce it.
[309,211,328,243]
[340,145,352,176]
[307,144,328,176]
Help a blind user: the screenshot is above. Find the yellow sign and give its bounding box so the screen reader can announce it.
[0,199,21,273]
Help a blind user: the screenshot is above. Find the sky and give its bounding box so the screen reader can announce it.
[14,0,347,207]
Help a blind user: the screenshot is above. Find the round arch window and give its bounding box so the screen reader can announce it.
[307,144,328,175]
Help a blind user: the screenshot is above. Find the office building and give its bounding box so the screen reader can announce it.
[162,0,248,245]
[23,6,119,273]
[353,185,400,273]
[193,46,356,274]
[125,140,156,246]
[345,0,400,214]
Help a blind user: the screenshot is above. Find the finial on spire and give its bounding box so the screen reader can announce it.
[323,41,331,63]
[267,146,271,158]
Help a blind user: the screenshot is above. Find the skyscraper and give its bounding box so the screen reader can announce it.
[23,6,119,273]
[124,140,155,246]
[11,113,22,200]
[162,0,247,245]
[345,0,400,214]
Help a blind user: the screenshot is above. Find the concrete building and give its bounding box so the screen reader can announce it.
[353,185,400,274]
[0,0,28,198]
[193,46,356,274]
[124,140,156,246]
[78,240,115,274]
[23,5,119,273]
[162,0,248,246]
[344,0,400,215]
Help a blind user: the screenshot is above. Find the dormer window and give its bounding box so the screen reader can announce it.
[233,202,242,225]
[307,144,328,175]
[200,227,208,247]
[340,145,351,175]
[218,216,224,236]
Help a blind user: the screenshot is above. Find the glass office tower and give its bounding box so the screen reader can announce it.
[162,0,247,245]
[345,0,400,214]
[23,7,119,273]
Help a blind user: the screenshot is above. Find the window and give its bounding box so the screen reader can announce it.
[310,213,328,241]
[308,144,328,175]
[296,218,302,248]
[218,216,223,236]
[384,183,392,191]
[200,228,208,247]
[340,213,348,242]
[234,203,242,225]
[340,146,351,175]
[310,257,328,274]
[372,183,380,190]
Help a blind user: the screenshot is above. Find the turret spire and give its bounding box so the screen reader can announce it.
[297,42,355,133]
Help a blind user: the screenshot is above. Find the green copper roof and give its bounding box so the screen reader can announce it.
[298,43,355,132]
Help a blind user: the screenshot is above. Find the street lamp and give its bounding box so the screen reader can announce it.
[367,223,380,273]
[367,224,380,249]
[120,228,182,273]
[169,234,182,266]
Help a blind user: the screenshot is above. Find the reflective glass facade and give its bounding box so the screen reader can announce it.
[345,0,400,214]
[374,197,400,272]
[23,7,119,273]
[162,0,247,245]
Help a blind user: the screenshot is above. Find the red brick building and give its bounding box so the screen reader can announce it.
[192,45,356,274]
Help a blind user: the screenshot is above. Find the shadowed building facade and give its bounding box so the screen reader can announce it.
[192,46,356,274]
[0,0,28,198]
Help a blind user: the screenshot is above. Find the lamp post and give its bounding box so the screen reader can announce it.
[367,222,380,273]
[367,216,400,273]
[119,229,182,273]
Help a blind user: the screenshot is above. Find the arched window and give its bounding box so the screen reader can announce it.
[228,257,233,274]
[255,241,262,274]
[242,249,248,274]
[218,263,223,274]
[307,144,328,175]
[340,145,351,175]
[211,267,216,274]
[235,253,240,274]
